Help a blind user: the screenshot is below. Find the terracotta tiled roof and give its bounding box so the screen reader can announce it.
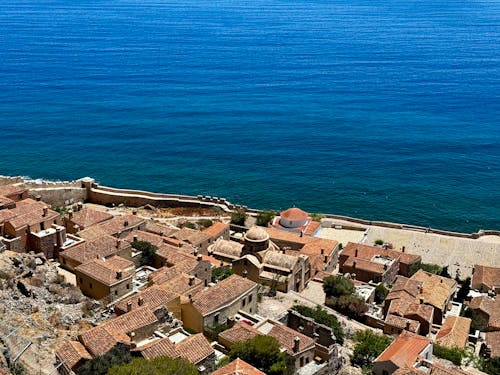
[137,333,214,364]
[61,235,126,265]
[143,221,178,237]
[69,208,113,229]
[436,316,471,348]
[156,245,201,274]
[410,270,456,310]
[0,195,15,208]
[385,314,420,333]
[78,325,131,357]
[280,207,308,221]
[7,206,59,230]
[343,256,388,274]
[171,227,212,247]
[175,333,214,364]
[203,221,229,239]
[430,363,472,375]
[262,250,299,270]
[392,367,422,375]
[341,242,420,266]
[0,184,27,197]
[468,296,500,330]
[99,214,145,235]
[211,358,266,375]
[472,265,500,291]
[75,255,134,285]
[191,274,256,315]
[136,337,178,359]
[219,323,260,346]
[125,230,165,248]
[104,306,158,336]
[266,323,315,355]
[114,285,178,314]
[485,331,500,357]
[403,302,434,323]
[77,225,110,241]
[386,276,422,301]
[301,238,338,257]
[0,199,45,224]
[55,341,91,370]
[159,272,203,295]
[303,220,322,236]
[376,331,430,369]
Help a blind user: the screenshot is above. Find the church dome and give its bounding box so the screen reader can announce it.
[244,226,269,242]
[279,207,308,228]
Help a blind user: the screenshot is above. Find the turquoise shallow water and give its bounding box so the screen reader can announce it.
[0,0,499,232]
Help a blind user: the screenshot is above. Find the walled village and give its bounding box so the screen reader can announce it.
[0,176,499,375]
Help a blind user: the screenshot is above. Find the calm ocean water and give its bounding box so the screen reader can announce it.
[0,0,499,232]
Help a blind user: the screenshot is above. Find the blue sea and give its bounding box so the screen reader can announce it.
[0,0,499,232]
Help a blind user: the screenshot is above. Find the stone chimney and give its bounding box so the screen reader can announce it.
[74,224,80,232]
[352,261,356,269]
[321,248,324,255]
[189,275,195,286]
[355,248,358,257]
[293,337,300,353]
[43,206,48,217]
[243,269,248,278]
[124,220,129,227]
[188,294,193,302]
[77,202,83,211]
[405,321,411,331]
[68,210,73,220]
[138,297,144,306]
[116,270,122,279]
[127,301,133,312]
[197,254,203,262]
[132,210,137,215]
[35,195,41,202]
[324,255,328,263]
[116,239,121,249]
[402,246,405,253]
[133,235,138,242]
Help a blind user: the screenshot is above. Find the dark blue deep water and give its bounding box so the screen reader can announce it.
[0,0,499,232]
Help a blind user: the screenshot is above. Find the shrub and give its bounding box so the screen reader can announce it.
[351,330,392,371]
[374,239,384,245]
[197,219,213,228]
[482,356,500,375]
[107,356,198,375]
[433,344,465,366]
[205,322,228,341]
[310,213,325,221]
[230,335,295,375]
[79,344,132,375]
[211,267,233,283]
[256,210,275,226]
[374,284,389,304]
[409,261,442,276]
[292,305,344,344]
[230,208,248,226]
[181,221,196,229]
[323,275,355,297]
[132,240,158,267]
[326,295,368,319]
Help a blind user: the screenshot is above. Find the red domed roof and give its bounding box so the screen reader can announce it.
[280,207,308,221]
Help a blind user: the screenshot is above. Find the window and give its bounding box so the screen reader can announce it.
[242,298,246,307]
[214,314,219,324]
[40,222,45,230]
[383,371,389,375]
[249,294,253,303]
[115,290,118,296]
[306,358,310,364]
[300,357,304,367]
[62,259,66,265]
[89,283,93,289]
[126,284,130,289]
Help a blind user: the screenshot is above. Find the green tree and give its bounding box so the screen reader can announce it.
[374,284,389,304]
[230,335,294,375]
[256,210,275,226]
[374,239,384,245]
[231,208,248,226]
[455,277,471,303]
[310,213,325,221]
[482,357,500,375]
[326,295,368,319]
[433,344,465,366]
[211,267,233,283]
[323,275,355,297]
[79,345,132,375]
[197,219,213,228]
[440,266,452,278]
[132,240,158,267]
[106,356,198,375]
[351,330,392,371]
[410,262,442,276]
[292,305,344,344]
[205,322,228,341]
[461,307,487,332]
